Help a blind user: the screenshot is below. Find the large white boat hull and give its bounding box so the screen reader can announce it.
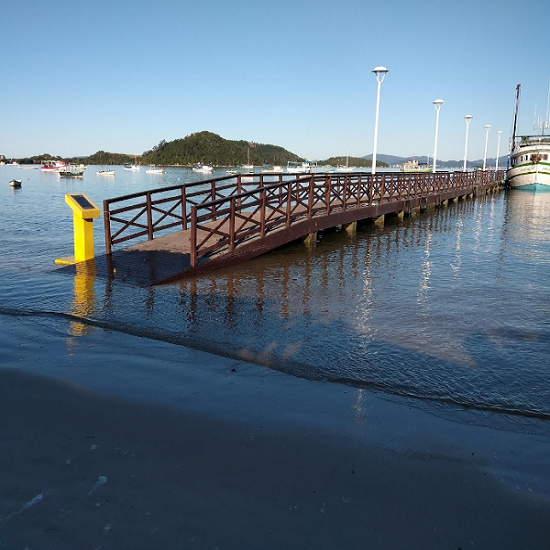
[507,163,550,190]
[506,136,550,190]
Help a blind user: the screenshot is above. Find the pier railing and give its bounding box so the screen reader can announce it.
[103,172,286,254]
[103,170,504,259]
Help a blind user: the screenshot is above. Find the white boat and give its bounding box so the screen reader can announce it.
[97,169,115,176]
[9,179,22,188]
[286,161,312,174]
[262,165,283,174]
[400,159,431,173]
[507,84,550,190]
[146,165,165,174]
[337,149,354,172]
[124,156,141,171]
[192,163,213,173]
[41,160,67,172]
[59,165,85,178]
[507,137,550,190]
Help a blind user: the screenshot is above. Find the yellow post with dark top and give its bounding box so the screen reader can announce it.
[55,194,100,265]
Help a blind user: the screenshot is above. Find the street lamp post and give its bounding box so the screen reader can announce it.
[483,124,491,170]
[495,130,503,174]
[371,66,388,175]
[463,115,473,171]
[432,99,444,173]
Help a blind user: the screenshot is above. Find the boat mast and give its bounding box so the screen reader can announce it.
[508,84,521,169]
[545,75,550,136]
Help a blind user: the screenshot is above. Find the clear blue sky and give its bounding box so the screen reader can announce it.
[1,0,548,162]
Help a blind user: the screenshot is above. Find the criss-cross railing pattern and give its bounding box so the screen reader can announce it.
[188,170,504,267]
[103,173,283,253]
[103,170,504,263]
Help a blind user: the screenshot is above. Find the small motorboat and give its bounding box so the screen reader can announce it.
[9,179,22,188]
[146,165,165,174]
[192,163,213,173]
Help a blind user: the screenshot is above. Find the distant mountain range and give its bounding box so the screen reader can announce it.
[361,153,509,169]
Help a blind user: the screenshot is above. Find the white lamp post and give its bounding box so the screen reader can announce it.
[463,115,473,171]
[483,124,491,170]
[371,66,388,175]
[495,130,503,174]
[432,99,444,173]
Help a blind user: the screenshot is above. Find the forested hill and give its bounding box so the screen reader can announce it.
[318,156,386,168]
[141,131,303,166]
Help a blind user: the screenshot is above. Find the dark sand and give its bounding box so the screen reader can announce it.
[1,318,550,549]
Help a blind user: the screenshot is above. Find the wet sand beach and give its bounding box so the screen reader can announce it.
[1,317,549,549]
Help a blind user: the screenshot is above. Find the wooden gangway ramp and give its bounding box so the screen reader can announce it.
[90,170,503,286]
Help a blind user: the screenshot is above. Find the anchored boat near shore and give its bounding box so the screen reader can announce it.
[192,163,213,173]
[507,83,550,190]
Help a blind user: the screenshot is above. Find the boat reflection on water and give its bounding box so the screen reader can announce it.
[503,188,550,245]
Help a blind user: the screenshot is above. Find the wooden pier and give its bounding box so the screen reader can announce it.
[98,170,504,285]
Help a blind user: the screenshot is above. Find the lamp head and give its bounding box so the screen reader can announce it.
[464,114,473,121]
[485,124,491,130]
[372,66,388,83]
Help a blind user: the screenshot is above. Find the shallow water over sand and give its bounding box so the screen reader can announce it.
[1,165,550,427]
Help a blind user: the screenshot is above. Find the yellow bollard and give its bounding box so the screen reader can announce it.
[55,193,100,265]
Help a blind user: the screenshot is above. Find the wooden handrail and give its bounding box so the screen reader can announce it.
[105,170,505,257]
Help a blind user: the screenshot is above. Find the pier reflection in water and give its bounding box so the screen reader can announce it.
[63,190,550,420]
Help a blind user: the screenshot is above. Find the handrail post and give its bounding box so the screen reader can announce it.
[308,175,314,219]
[286,182,292,228]
[260,188,266,237]
[326,175,331,215]
[211,180,217,221]
[146,192,153,240]
[369,173,375,204]
[103,199,112,255]
[181,185,187,230]
[229,197,236,252]
[343,175,348,211]
[190,207,197,267]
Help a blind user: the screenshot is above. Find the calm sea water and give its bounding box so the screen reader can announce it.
[2,165,550,428]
